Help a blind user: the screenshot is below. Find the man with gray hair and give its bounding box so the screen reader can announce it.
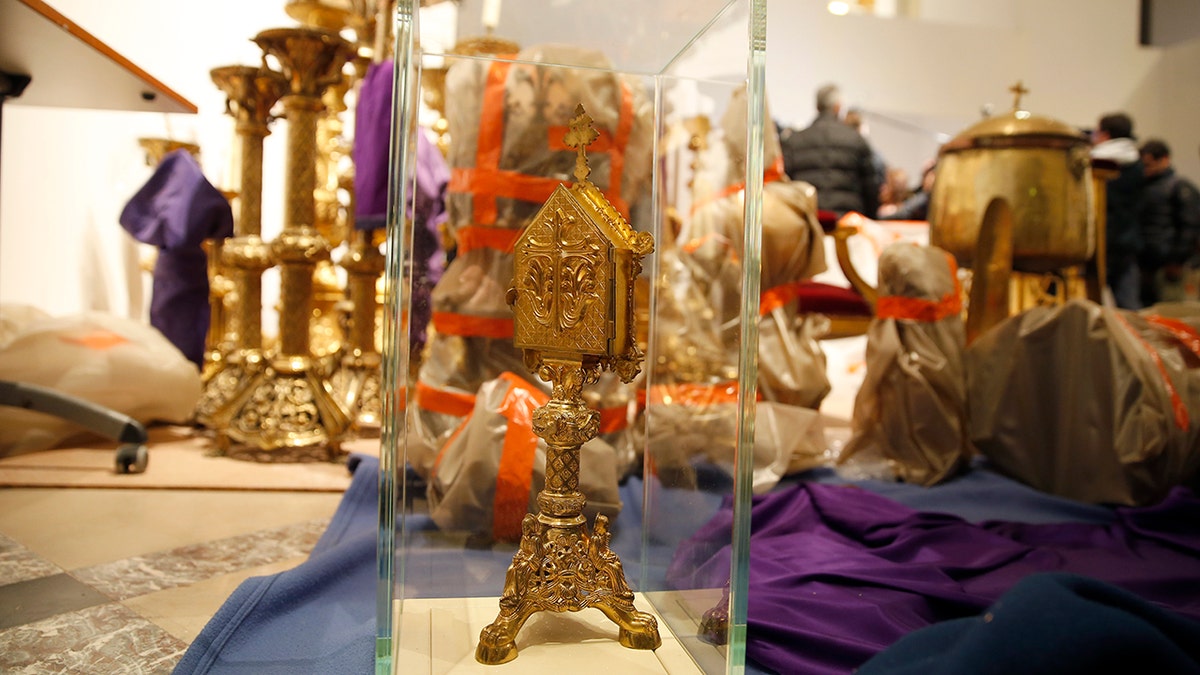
[781,83,880,217]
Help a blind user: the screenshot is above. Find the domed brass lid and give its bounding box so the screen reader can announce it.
[940,81,1086,153]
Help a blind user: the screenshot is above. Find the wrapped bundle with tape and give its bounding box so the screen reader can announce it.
[838,243,971,486]
[684,86,829,408]
[427,373,623,542]
[968,301,1200,505]
[645,87,830,492]
[409,45,654,479]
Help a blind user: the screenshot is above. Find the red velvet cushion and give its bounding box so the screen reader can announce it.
[794,281,873,317]
[816,209,840,233]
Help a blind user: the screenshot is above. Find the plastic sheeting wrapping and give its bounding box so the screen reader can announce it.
[427,373,623,542]
[968,300,1200,506]
[411,44,654,483]
[0,305,201,455]
[685,87,829,407]
[839,243,972,486]
[432,43,653,335]
[643,89,831,493]
[409,45,648,539]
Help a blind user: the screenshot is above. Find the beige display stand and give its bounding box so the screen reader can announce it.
[394,591,727,674]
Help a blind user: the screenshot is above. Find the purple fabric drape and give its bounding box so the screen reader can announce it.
[667,482,1200,675]
[119,149,232,367]
[353,59,449,348]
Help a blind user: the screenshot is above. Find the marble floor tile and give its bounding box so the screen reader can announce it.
[0,453,350,668]
[0,573,111,630]
[0,602,187,674]
[0,532,62,586]
[72,518,329,601]
[121,555,308,644]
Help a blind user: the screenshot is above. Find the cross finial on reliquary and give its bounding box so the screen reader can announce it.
[565,103,600,185]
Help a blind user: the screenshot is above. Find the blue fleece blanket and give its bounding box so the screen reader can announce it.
[174,456,379,675]
[178,455,1185,675]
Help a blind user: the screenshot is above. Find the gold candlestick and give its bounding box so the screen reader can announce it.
[292,2,365,364]
[329,229,385,429]
[476,106,660,664]
[212,28,355,457]
[200,235,237,382]
[195,65,288,427]
[310,73,354,361]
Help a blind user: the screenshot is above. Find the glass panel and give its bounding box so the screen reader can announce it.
[379,1,764,672]
[430,0,744,76]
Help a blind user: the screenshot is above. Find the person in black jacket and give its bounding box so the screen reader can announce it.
[780,84,880,217]
[1091,112,1144,309]
[1138,138,1200,305]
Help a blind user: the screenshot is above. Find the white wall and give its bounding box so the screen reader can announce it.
[3,0,1199,320]
[1,1,295,319]
[761,0,1200,184]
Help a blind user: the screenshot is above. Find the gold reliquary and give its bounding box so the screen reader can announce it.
[509,107,653,373]
[476,104,659,664]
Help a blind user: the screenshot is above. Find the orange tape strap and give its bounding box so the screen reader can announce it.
[689,156,786,216]
[492,373,550,541]
[680,231,738,261]
[469,58,513,225]
[759,280,809,316]
[418,375,632,436]
[416,381,476,417]
[546,81,635,218]
[455,62,634,225]
[598,404,630,435]
[1145,315,1200,360]
[1115,312,1189,431]
[454,225,521,254]
[58,331,130,350]
[450,167,573,215]
[648,382,741,406]
[875,251,962,322]
[431,311,514,339]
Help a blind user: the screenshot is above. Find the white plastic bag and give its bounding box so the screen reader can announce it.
[0,306,201,456]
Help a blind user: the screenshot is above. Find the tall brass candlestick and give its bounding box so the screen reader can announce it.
[309,73,354,361]
[195,65,288,427]
[329,228,385,429]
[213,28,354,456]
[476,106,660,664]
[200,236,236,381]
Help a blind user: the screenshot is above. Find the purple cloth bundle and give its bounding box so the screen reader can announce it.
[668,481,1200,675]
[119,149,232,367]
[353,59,450,348]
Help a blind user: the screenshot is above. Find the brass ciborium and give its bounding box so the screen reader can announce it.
[930,82,1095,342]
[475,105,660,664]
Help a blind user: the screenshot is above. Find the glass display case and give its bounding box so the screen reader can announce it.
[378,1,767,672]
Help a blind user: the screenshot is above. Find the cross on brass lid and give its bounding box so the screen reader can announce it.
[1009,80,1029,110]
